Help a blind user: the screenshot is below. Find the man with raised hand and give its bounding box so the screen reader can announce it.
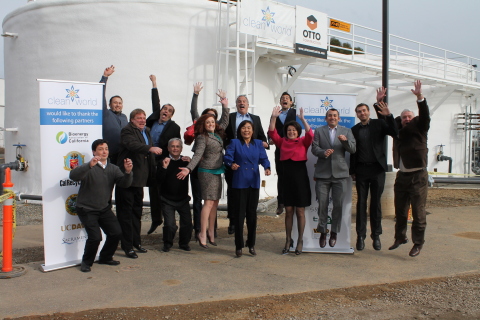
[350,87,398,251]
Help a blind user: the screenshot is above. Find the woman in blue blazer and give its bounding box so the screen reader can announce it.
[224,120,271,257]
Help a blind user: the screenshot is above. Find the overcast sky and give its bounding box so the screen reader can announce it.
[2,0,480,78]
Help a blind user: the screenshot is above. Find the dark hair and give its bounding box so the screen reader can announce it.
[283,121,302,138]
[129,108,146,121]
[109,95,122,105]
[92,139,109,152]
[325,108,340,117]
[161,103,175,115]
[280,92,293,102]
[201,108,218,120]
[355,103,369,113]
[194,114,225,139]
[236,120,255,142]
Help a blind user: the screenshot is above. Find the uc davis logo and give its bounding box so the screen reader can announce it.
[65,85,80,102]
[261,6,275,26]
[321,97,334,112]
[56,131,68,144]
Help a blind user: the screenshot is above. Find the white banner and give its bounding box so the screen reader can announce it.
[240,0,295,47]
[38,79,103,271]
[292,93,357,254]
[295,6,329,59]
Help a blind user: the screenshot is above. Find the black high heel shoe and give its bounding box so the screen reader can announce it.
[295,240,303,255]
[207,233,217,246]
[198,233,208,248]
[282,239,294,255]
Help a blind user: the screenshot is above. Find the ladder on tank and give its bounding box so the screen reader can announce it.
[214,0,257,112]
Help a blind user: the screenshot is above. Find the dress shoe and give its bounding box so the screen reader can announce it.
[124,249,138,259]
[409,244,423,257]
[80,262,91,272]
[179,244,191,251]
[282,239,294,255]
[98,259,120,266]
[235,249,242,257]
[134,245,148,253]
[388,238,409,250]
[372,237,381,251]
[356,237,365,251]
[207,234,217,246]
[162,245,171,252]
[228,224,235,235]
[319,233,327,248]
[276,204,285,215]
[248,247,257,256]
[329,232,337,247]
[147,222,161,235]
[295,240,303,255]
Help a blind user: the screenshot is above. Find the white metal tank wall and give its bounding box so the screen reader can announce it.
[2,0,223,195]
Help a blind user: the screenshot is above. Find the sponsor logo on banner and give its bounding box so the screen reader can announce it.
[295,6,328,59]
[65,194,78,216]
[330,18,351,33]
[61,223,85,232]
[56,131,68,144]
[62,235,88,245]
[59,179,81,187]
[240,0,295,45]
[63,151,85,170]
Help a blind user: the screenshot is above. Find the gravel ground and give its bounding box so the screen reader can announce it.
[2,188,480,320]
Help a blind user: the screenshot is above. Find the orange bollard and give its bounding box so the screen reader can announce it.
[2,168,14,273]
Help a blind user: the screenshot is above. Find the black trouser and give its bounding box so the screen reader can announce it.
[233,187,259,250]
[148,182,163,226]
[77,206,122,266]
[394,169,428,245]
[355,163,385,239]
[161,197,193,248]
[190,167,203,232]
[274,147,284,205]
[115,186,144,251]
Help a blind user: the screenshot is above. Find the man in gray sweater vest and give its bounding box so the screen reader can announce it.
[70,139,133,272]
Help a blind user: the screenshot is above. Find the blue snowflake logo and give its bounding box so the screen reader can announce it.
[321,97,334,112]
[65,85,80,102]
[262,6,275,26]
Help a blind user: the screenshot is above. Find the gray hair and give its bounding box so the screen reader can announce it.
[168,137,183,148]
[236,95,249,103]
[401,109,415,117]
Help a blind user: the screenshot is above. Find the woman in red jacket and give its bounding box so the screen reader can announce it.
[268,106,313,255]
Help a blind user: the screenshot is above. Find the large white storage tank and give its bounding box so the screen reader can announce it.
[3,0,228,195]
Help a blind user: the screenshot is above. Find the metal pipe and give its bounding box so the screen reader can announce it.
[0,162,20,194]
[437,155,453,173]
[433,177,480,184]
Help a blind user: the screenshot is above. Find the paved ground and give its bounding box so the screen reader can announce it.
[0,205,479,319]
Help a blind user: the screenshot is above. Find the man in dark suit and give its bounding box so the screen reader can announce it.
[116,109,162,258]
[145,75,181,234]
[387,80,430,257]
[268,92,297,215]
[224,95,268,234]
[350,88,398,251]
[311,108,356,248]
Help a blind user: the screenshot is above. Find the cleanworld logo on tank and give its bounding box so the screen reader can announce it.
[243,6,292,36]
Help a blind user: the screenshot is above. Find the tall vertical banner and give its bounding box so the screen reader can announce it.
[295,6,329,59]
[293,93,356,253]
[38,79,103,271]
[240,0,295,47]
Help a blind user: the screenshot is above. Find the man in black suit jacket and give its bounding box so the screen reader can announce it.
[387,80,430,257]
[224,95,268,233]
[145,75,181,234]
[350,87,398,252]
[268,92,297,215]
[116,109,162,258]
